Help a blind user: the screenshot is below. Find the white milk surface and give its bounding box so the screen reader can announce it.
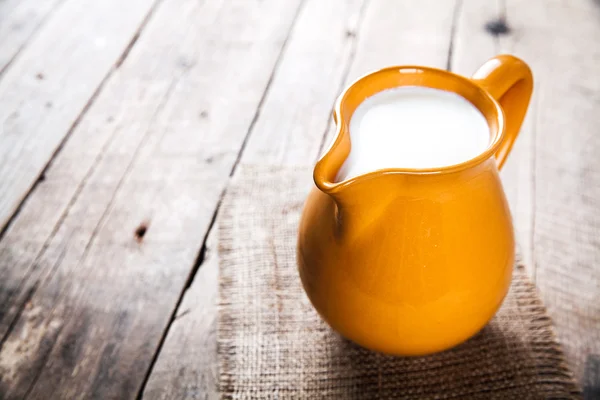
[336,86,490,181]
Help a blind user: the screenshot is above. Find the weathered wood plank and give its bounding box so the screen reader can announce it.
[145,0,462,397]
[0,0,174,345]
[347,0,458,77]
[0,0,64,75]
[454,0,600,383]
[142,1,365,397]
[142,231,219,400]
[0,0,159,232]
[508,0,600,383]
[239,0,367,167]
[0,0,303,398]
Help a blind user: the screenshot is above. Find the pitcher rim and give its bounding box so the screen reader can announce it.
[314,65,506,194]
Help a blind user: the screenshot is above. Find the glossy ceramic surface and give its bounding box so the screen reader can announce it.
[297,55,533,355]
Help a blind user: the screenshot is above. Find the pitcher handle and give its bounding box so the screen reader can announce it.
[471,55,534,169]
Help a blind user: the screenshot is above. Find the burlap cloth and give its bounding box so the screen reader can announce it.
[218,166,580,399]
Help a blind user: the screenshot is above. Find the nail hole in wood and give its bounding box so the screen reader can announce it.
[178,57,194,69]
[199,110,209,119]
[135,223,148,242]
[36,72,45,80]
[485,19,510,36]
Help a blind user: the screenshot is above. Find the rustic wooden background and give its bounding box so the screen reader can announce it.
[0,0,598,398]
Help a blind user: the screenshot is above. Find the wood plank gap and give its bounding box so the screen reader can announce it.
[114,0,164,70]
[0,281,39,350]
[229,0,307,177]
[315,0,371,160]
[0,0,68,79]
[0,206,71,352]
[183,196,222,292]
[0,0,164,241]
[134,2,308,397]
[133,200,220,400]
[69,77,179,282]
[446,0,464,71]
[0,244,68,395]
[19,321,64,400]
[530,83,539,284]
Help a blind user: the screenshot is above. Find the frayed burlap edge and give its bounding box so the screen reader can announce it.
[504,263,581,398]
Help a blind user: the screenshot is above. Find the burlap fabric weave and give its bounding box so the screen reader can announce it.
[218,166,580,399]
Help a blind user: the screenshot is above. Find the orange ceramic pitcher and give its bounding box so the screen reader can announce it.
[297,55,533,355]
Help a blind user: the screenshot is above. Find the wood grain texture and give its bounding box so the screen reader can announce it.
[507,0,600,383]
[347,0,458,77]
[142,231,219,400]
[0,0,303,398]
[0,0,159,232]
[239,0,366,167]
[0,0,65,75]
[454,0,600,383]
[142,0,365,397]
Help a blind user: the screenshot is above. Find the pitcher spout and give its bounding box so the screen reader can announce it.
[314,59,529,198]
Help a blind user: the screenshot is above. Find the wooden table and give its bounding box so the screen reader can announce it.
[0,0,598,398]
